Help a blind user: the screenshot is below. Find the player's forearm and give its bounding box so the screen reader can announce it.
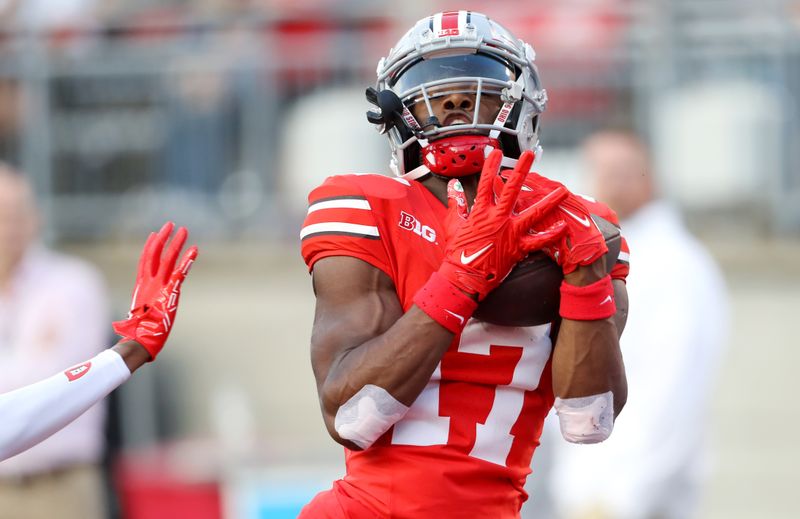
[318,307,454,449]
[322,306,453,415]
[552,317,627,416]
[553,261,627,416]
[0,348,131,461]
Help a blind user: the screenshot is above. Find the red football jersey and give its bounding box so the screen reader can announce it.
[301,173,629,518]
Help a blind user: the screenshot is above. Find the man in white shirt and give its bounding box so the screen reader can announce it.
[0,165,197,518]
[0,163,113,518]
[547,130,729,519]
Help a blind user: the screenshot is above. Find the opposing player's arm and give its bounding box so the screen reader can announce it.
[310,256,454,450]
[0,223,196,462]
[0,344,134,461]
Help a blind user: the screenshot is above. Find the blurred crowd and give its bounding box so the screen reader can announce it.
[0,0,643,241]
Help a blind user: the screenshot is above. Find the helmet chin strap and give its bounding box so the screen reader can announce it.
[402,163,432,181]
[482,76,526,169]
[483,146,542,171]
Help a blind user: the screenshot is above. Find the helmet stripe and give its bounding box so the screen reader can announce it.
[432,12,443,35]
[441,11,459,31]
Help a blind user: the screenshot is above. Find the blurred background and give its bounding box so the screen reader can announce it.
[0,0,798,518]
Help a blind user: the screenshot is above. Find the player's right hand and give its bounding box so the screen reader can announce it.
[438,150,568,300]
[113,222,198,360]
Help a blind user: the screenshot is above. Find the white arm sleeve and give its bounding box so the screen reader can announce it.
[0,349,131,462]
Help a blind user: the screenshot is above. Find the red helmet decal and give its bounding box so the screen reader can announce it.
[436,11,461,37]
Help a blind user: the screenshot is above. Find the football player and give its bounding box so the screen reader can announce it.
[300,11,629,518]
[0,222,197,461]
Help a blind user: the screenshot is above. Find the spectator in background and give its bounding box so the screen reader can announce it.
[162,53,237,196]
[547,129,729,519]
[0,80,20,165]
[0,164,109,519]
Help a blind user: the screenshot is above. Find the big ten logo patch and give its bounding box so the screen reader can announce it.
[65,362,92,382]
[398,211,436,243]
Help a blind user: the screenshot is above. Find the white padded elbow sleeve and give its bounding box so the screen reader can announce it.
[554,391,614,444]
[334,384,408,449]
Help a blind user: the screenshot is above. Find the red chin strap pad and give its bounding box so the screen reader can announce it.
[422,136,501,177]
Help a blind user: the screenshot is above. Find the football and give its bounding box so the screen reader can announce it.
[474,216,622,327]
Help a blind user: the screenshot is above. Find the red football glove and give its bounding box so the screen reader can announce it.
[498,172,617,320]
[498,172,608,275]
[438,150,568,301]
[113,222,198,360]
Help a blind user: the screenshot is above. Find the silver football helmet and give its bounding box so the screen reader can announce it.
[367,11,547,179]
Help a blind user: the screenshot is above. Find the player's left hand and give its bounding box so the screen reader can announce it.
[113,222,198,360]
[498,172,608,275]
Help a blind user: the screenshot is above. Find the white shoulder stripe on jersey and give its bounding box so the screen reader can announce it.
[618,251,630,263]
[300,222,380,240]
[307,198,372,214]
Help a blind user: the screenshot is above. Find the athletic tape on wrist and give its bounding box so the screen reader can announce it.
[559,274,616,320]
[413,271,478,334]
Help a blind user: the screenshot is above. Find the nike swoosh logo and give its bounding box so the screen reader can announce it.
[444,310,465,325]
[600,295,613,305]
[460,244,493,264]
[560,207,592,227]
